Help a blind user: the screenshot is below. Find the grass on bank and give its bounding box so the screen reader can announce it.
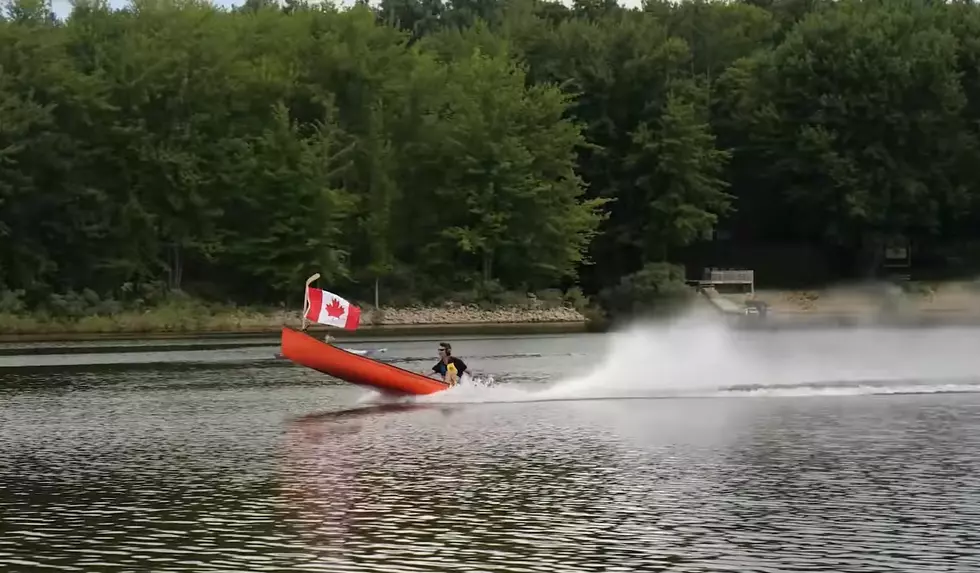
[0,263,708,336]
[0,286,600,336]
[0,299,290,335]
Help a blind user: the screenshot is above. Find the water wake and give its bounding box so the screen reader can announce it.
[408,311,980,405]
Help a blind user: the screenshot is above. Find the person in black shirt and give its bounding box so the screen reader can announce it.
[430,341,467,386]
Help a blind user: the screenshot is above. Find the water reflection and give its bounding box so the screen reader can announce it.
[277,396,980,572]
[281,403,639,572]
[3,335,980,572]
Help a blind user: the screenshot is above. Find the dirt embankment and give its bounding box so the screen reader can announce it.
[711,280,980,324]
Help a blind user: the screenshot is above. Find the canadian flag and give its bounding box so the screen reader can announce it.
[305,287,361,330]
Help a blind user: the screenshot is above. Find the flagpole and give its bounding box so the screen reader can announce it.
[302,272,320,331]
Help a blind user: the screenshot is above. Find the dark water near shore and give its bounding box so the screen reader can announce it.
[3,321,980,572]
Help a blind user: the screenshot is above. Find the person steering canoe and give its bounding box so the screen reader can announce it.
[430,341,467,386]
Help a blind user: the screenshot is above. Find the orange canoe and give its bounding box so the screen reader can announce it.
[279,327,450,396]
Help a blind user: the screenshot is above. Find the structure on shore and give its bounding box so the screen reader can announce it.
[689,268,763,317]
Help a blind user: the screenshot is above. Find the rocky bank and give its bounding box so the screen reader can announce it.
[0,298,588,338]
[279,301,588,329]
[360,303,586,325]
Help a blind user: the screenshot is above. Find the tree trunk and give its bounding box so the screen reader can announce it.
[482,250,493,283]
[861,232,885,279]
[165,242,183,291]
[173,244,183,291]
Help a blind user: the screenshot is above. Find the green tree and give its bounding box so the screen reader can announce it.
[722,0,973,275]
[5,0,980,318]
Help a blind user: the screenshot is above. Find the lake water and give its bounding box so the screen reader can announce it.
[3,318,980,572]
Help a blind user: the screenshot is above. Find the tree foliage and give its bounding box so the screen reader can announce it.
[3,0,980,313]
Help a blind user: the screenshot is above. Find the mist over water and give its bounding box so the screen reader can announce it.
[416,311,980,404]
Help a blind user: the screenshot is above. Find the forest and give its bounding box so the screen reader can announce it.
[4,0,980,320]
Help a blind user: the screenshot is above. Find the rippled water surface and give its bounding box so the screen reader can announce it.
[4,323,980,572]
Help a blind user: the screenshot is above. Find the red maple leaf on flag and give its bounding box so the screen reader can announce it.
[325,298,346,318]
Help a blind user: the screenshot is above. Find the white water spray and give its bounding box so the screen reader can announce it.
[413,310,980,404]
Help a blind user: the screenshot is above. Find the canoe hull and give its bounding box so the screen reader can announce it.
[279,327,449,396]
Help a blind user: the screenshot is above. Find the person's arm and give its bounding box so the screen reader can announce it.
[454,358,468,375]
[427,362,442,378]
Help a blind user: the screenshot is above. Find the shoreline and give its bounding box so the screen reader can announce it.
[728,311,980,330]
[0,321,590,344]
[702,280,980,330]
[0,303,592,342]
[8,308,980,344]
[7,280,980,343]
